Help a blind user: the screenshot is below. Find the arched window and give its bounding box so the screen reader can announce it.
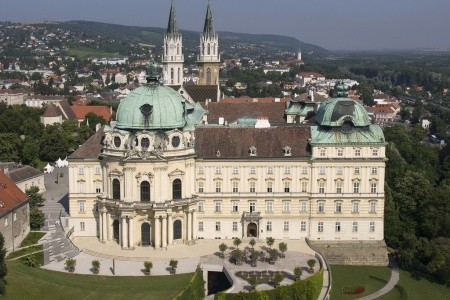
[140,181,150,202]
[173,220,182,240]
[178,68,181,83]
[170,68,174,83]
[177,44,180,55]
[112,179,120,200]
[207,44,210,55]
[206,68,212,85]
[172,179,182,199]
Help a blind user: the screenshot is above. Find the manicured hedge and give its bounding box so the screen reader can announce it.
[174,267,205,300]
[215,269,323,300]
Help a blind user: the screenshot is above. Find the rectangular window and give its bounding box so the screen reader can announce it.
[250,166,256,174]
[320,148,326,157]
[4,219,8,227]
[232,181,239,193]
[267,166,274,174]
[78,166,84,175]
[214,201,222,212]
[370,201,377,213]
[79,202,85,213]
[354,167,360,175]
[13,212,17,221]
[355,148,361,157]
[300,221,306,232]
[282,200,290,213]
[198,167,204,174]
[95,182,101,194]
[370,221,375,232]
[284,166,291,174]
[198,222,204,232]
[319,166,326,175]
[352,202,359,213]
[352,222,358,232]
[198,181,204,193]
[335,222,341,232]
[266,221,272,232]
[284,181,290,193]
[318,222,323,232]
[318,181,325,193]
[249,202,256,213]
[336,180,343,193]
[80,222,85,232]
[370,182,378,193]
[337,148,344,157]
[266,181,273,193]
[301,181,308,193]
[232,166,239,174]
[215,181,221,193]
[232,221,238,231]
[301,166,308,174]
[353,181,360,193]
[95,166,101,175]
[232,201,239,212]
[336,166,343,175]
[198,201,204,212]
[318,201,325,213]
[300,201,307,212]
[249,181,256,193]
[266,201,273,212]
[215,222,221,231]
[78,181,85,193]
[283,221,289,232]
[372,148,378,157]
[215,166,221,174]
[335,202,342,213]
[371,167,378,175]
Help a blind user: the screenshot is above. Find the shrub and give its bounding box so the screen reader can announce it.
[92,260,100,274]
[24,255,37,268]
[268,248,278,263]
[169,259,178,272]
[248,277,258,290]
[266,237,275,248]
[249,239,256,248]
[219,243,228,258]
[273,273,284,287]
[232,249,243,264]
[175,268,205,300]
[144,261,153,272]
[307,259,316,272]
[233,238,242,249]
[65,258,76,272]
[278,242,287,258]
[294,266,302,279]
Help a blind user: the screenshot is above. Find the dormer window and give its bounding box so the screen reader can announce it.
[114,136,121,148]
[141,137,150,149]
[172,136,180,148]
[283,146,291,156]
[249,146,257,156]
[216,150,221,157]
[140,104,153,116]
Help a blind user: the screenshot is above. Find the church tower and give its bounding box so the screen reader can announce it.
[162,1,184,86]
[198,0,220,85]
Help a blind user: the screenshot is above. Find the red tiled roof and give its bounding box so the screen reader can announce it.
[0,171,28,216]
[71,106,112,122]
[207,102,287,123]
[195,126,311,159]
[42,103,63,118]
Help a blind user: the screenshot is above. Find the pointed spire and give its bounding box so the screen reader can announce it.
[167,0,179,36]
[203,0,215,39]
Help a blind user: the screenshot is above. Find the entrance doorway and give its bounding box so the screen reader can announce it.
[247,223,258,238]
[173,220,182,240]
[141,223,151,246]
[113,220,120,243]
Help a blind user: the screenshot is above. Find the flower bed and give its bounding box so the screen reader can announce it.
[342,285,365,295]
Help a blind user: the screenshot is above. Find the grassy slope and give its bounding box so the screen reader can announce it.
[6,245,43,259]
[379,270,450,300]
[68,47,122,59]
[19,232,46,247]
[5,261,193,300]
[330,265,391,300]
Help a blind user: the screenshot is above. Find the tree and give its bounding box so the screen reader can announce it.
[144,261,153,275]
[307,259,316,273]
[278,242,287,258]
[268,248,278,264]
[30,207,45,230]
[21,137,40,165]
[233,237,242,249]
[84,112,106,131]
[0,133,21,161]
[248,277,258,291]
[91,260,100,274]
[26,186,45,208]
[273,273,284,287]
[249,239,256,249]
[231,249,243,265]
[39,124,70,161]
[294,267,302,280]
[0,233,7,295]
[357,82,375,106]
[266,237,275,249]
[169,259,178,274]
[65,258,76,272]
[219,243,228,258]
[250,249,259,267]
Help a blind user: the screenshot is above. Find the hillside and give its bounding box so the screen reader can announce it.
[46,20,329,59]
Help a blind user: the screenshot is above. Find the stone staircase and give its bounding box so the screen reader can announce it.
[308,240,389,266]
[42,219,79,265]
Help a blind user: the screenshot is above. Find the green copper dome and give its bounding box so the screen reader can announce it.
[315,97,371,127]
[116,85,186,130]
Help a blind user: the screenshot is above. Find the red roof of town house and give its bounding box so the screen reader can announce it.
[71,106,112,122]
[0,171,28,216]
[371,106,395,114]
[222,97,290,103]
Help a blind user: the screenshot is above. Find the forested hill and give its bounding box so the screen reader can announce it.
[44,20,329,58]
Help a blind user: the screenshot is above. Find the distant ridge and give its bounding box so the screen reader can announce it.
[42,20,329,58]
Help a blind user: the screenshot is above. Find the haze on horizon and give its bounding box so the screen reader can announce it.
[0,0,449,51]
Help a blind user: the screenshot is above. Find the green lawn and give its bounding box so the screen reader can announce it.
[5,261,193,299]
[68,47,122,59]
[379,270,450,300]
[19,232,46,248]
[330,265,392,300]
[6,245,43,260]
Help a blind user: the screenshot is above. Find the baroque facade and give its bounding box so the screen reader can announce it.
[68,80,386,249]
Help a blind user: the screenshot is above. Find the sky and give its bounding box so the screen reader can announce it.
[1,0,449,51]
